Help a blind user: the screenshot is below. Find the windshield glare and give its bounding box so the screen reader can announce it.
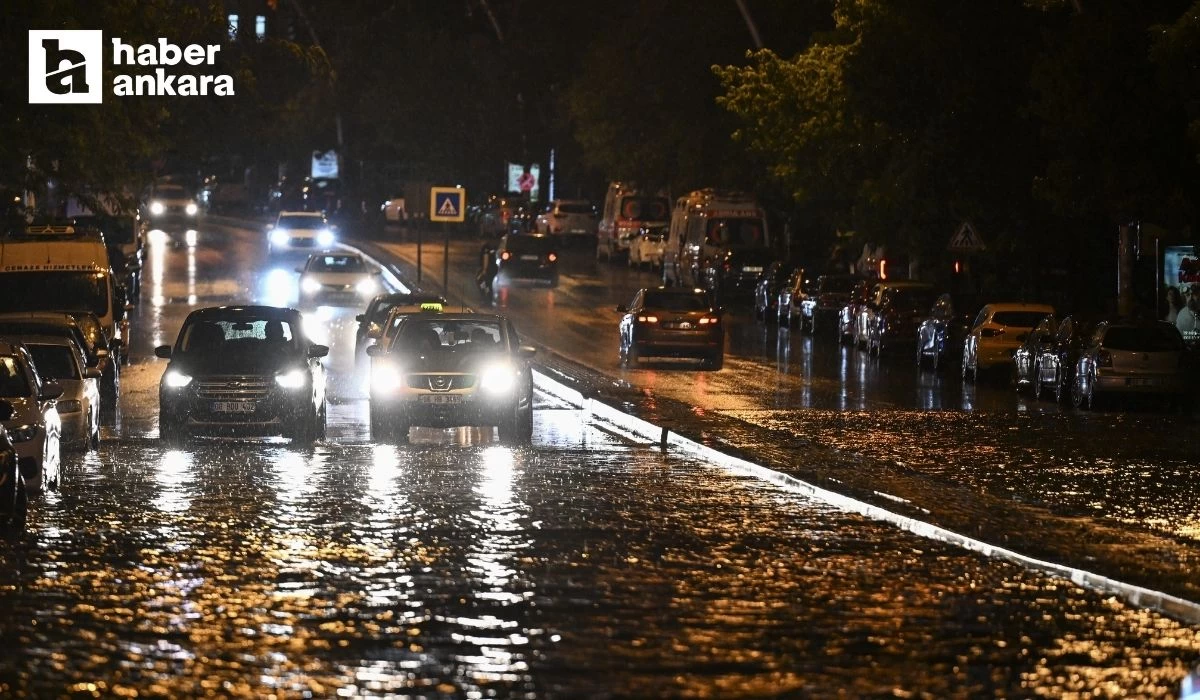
[27,344,80,380]
[179,318,297,355]
[394,320,503,353]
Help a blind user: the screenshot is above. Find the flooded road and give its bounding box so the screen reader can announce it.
[1,223,1198,697]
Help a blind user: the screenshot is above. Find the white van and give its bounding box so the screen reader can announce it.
[662,188,771,300]
[596,182,670,261]
[0,224,126,360]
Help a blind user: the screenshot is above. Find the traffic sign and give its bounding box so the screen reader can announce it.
[430,187,466,223]
[948,221,985,252]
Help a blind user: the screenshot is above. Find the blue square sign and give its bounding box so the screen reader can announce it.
[430,187,466,222]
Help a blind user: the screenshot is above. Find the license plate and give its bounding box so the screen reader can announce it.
[520,254,539,261]
[418,394,462,404]
[211,400,255,413]
[1125,377,1156,386]
[664,322,694,330]
[742,266,763,273]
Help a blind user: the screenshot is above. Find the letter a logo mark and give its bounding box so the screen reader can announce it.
[29,30,103,104]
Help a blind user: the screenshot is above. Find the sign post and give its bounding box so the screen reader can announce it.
[430,187,466,295]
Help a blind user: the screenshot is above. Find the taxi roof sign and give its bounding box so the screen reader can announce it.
[419,301,443,312]
[430,187,466,223]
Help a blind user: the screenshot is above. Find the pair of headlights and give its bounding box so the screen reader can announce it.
[372,362,517,394]
[149,201,198,216]
[164,369,307,390]
[301,277,377,296]
[271,228,335,247]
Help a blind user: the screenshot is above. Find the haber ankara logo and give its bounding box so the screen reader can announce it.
[29,30,103,104]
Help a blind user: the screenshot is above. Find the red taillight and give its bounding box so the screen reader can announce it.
[1097,350,1112,367]
[637,315,658,323]
[547,252,558,262]
[500,251,511,261]
[698,316,719,325]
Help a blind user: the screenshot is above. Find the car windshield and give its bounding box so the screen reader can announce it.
[558,203,593,215]
[991,311,1048,328]
[156,185,186,198]
[309,255,365,273]
[27,344,79,380]
[393,319,503,353]
[818,277,856,294]
[1102,325,1184,352]
[618,196,670,221]
[0,356,30,398]
[277,215,323,230]
[885,288,937,310]
[0,272,109,316]
[178,318,297,355]
[705,218,765,247]
[505,236,553,253]
[643,292,709,312]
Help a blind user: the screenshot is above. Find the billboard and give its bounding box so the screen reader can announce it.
[506,163,540,201]
[312,150,339,179]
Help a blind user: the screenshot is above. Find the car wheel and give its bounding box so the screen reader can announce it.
[88,416,100,450]
[962,353,975,384]
[291,408,318,445]
[1071,373,1087,410]
[316,402,327,440]
[624,343,639,367]
[1,471,27,534]
[703,351,724,371]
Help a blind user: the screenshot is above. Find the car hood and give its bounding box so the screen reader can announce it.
[402,351,513,373]
[0,396,41,424]
[305,271,364,284]
[169,353,303,377]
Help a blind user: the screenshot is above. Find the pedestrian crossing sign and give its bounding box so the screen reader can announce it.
[947,221,985,251]
[430,187,466,223]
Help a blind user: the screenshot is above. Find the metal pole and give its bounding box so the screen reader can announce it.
[416,225,423,282]
[443,221,450,296]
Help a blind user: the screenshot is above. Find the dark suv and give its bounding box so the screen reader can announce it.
[155,306,328,444]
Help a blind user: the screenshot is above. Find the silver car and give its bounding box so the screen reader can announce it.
[1071,320,1196,410]
[23,335,101,451]
[0,341,63,492]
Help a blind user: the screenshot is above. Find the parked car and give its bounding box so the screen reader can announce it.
[366,313,536,444]
[628,224,668,270]
[494,234,559,288]
[155,306,329,444]
[267,211,335,253]
[0,340,62,492]
[617,287,725,370]
[535,199,597,243]
[916,292,983,371]
[0,312,117,416]
[1034,314,1101,403]
[1071,320,1195,410]
[961,303,1055,382]
[855,281,937,355]
[355,293,447,361]
[23,335,101,451]
[297,252,380,306]
[753,262,800,325]
[776,267,821,331]
[0,403,25,531]
[1013,315,1057,396]
[837,278,875,344]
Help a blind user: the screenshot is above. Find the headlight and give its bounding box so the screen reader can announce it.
[8,425,37,442]
[270,229,288,246]
[57,399,82,414]
[275,368,308,389]
[356,278,378,296]
[480,363,516,394]
[185,229,198,246]
[301,277,321,294]
[164,370,192,388]
[371,362,402,390]
[149,201,165,215]
[316,229,335,247]
[185,202,198,216]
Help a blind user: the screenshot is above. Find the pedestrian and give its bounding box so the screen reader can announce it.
[1165,286,1183,324]
[1176,285,1200,336]
[477,241,498,298]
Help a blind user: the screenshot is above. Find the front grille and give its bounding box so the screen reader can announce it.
[322,284,354,292]
[289,237,315,247]
[407,374,475,391]
[195,376,272,400]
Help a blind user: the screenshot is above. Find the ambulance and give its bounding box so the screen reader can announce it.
[596,182,671,262]
[661,189,771,300]
[0,223,127,364]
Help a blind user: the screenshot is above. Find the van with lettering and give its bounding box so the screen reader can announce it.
[662,189,771,301]
[0,224,127,363]
[596,182,671,262]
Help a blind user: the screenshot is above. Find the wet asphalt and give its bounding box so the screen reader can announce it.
[0,221,1197,698]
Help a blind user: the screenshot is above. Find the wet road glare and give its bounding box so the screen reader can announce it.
[1,223,1198,697]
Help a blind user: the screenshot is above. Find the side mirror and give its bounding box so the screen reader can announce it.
[40,381,64,402]
[294,267,304,274]
[308,344,329,358]
[615,304,627,313]
[517,345,537,358]
[83,367,103,379]
[0,400,12,422]
[154,345,172,359]
[365,344,384,357]
[355,313,366,323]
